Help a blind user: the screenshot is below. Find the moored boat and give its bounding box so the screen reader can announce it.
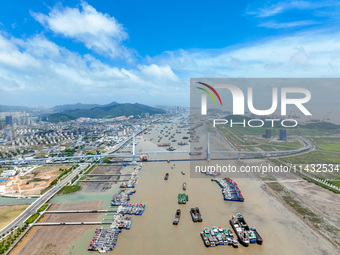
[173,209,181,225]
[190,208,198,222]
[251,226,263,245]
[195,207,203,222]
[230,215,249,247]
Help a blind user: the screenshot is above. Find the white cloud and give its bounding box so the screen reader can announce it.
[247,1,333,18]
[32,2,130,59]
[259,20,319,28]
[0,33,183,106]
[147,31,340,78]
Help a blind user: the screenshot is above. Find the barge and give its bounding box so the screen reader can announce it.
[250,226,263,245]
[200,227,237,248]
[230,215,249,247]
[173,209,181,225]
[190,207,202,222]
[157,143,170,147]
[178,193,188,204]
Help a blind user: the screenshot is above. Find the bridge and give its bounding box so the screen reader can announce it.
[78,179,130,183]
[85,174,131,176]
[34,222,112,226]
[45,210,117,214]
[0,131,312,166]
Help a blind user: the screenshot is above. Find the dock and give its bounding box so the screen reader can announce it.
[79,180,130,183]
[45,210,117,214]
[34,222,111,226]
[85,174,131,176]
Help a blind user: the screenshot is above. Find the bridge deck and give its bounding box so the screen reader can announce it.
[45,210,116,214]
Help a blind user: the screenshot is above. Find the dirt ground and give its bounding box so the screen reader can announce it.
[0,205,28,229]
[12,200,103,255]
[5,166,69,195]
[80,164,124,193]
[255,159,340,248]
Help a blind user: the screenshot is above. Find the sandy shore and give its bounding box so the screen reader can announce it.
[12,200,103,255]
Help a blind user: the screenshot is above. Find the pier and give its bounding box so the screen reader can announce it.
[34,222,111,226]
[79,180,130,183]
[85,174,131,176]
[45,210,117,214]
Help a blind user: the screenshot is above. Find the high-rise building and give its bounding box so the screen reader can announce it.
[262,129,271,138]
[279,129,287,141]
[5,116,13,127]
[5,128,13,141]
[0,120,3,130]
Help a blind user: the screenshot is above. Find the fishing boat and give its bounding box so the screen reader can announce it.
[157,143,171,147]
[173,209,181,225]
[250,226,263,245]
[181,171,185,175]
[140,154,148,161]
[189,151,202,155]
[236,213,258,244]
[227,229,239,247]
[178,193,188,204]
[230,215,249,247]
[164,173,169,180]
[182,182,186,190]
[211,178,244,201]
[195,207,203,222]
[190,208,198,222]
[200,231,210,247]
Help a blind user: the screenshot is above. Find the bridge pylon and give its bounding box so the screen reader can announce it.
[132,132,137,163]
[206,132,210,161]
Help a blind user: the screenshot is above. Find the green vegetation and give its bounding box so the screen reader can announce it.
[50,165,78,185]
[25,213,39,224]
[327,178,340,188]
[217,125,301,152]
[63,148,76,156]
[40,164,79,194]
[48,103,165,122]
[71,175,79,183]
[0,224,28,254]
[37,204,49,212]
[312,138,340,152]
[102,158,112,164]
[57,185,81,195]
[281,151,340,164]
[84,163,97,175]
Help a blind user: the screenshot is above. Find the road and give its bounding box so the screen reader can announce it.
[0,164,87,237]
[0,130,147,237]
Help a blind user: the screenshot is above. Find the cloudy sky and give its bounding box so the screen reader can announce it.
[0,0,340,107]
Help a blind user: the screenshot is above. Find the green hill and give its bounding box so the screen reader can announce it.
[48,103,165,122]
[0,105,33,112]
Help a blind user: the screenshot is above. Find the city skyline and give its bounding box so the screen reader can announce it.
[1,0,340,107]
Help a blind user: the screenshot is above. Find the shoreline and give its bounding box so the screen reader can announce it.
[260,180,340,249]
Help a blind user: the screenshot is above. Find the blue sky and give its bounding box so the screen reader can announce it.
[0,0,340,107]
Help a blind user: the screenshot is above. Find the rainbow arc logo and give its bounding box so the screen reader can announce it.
[196,82,222,106]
